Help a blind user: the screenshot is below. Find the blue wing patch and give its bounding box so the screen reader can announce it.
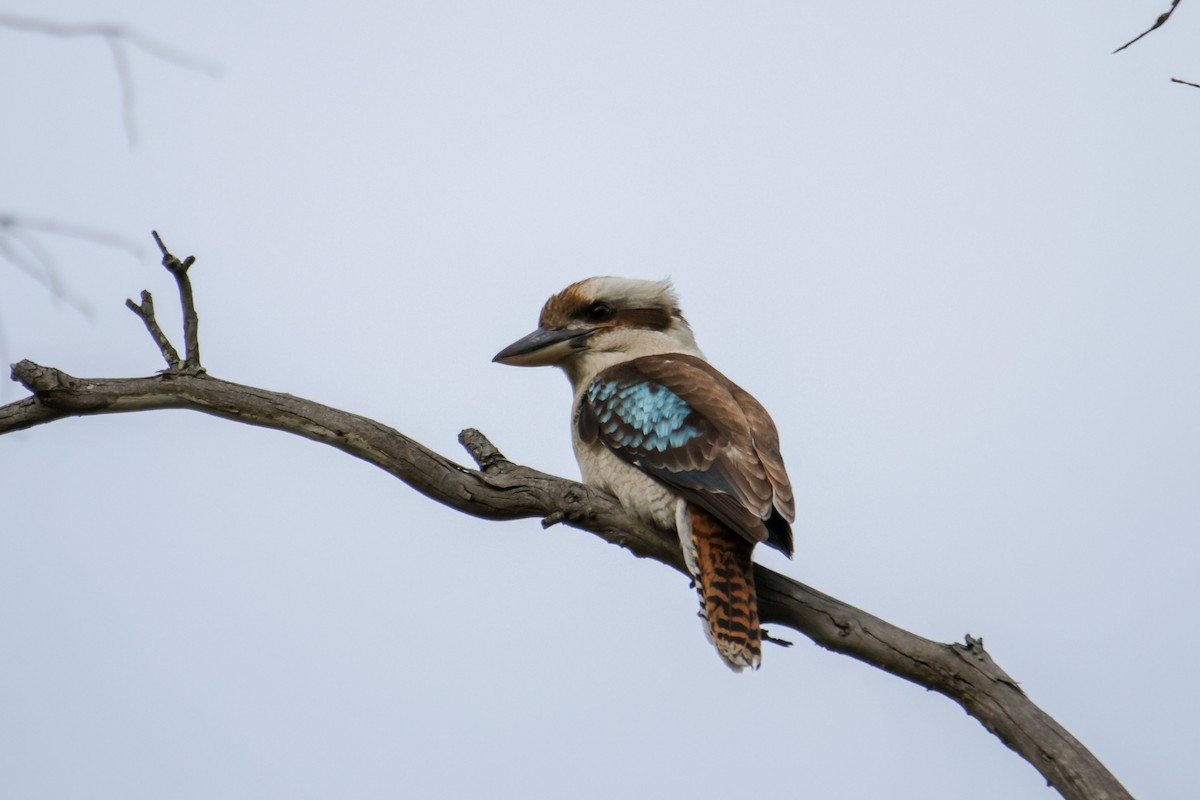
[577,353,794,557]
[586,378,703,453]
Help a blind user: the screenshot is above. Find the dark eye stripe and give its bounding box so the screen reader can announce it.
[611,307,673,330]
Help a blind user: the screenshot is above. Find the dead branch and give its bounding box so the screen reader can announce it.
[0,235,1133,800]
[0,214,146,322]
[1114,0,1184,53]
[0,12,219,145]
[0,214,143,258]
[124,290,181,370]
[1171,77,1200,88]
[0,216,105,317]
[151,230,202,372]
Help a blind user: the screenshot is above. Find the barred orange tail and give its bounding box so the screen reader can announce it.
[687,506,762,670]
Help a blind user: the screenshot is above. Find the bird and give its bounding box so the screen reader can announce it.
[493,277,794,670]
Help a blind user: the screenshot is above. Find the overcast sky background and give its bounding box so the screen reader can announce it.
[1,3,1196,798]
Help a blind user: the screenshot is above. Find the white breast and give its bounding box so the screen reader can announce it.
[571,413,680,532]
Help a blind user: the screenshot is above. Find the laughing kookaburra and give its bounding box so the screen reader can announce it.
[494,277,794,670]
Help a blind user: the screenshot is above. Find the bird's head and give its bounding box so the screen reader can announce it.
[493,276,703,384]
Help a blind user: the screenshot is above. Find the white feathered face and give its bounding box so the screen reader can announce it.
[493,277,700,369]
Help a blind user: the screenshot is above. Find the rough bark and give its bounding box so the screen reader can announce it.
[0,237,1133,800]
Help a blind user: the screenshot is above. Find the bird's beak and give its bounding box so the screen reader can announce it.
[493,326,593,366]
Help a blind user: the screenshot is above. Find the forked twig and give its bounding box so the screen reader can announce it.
[124,290,181,369]
[0,12,220,145]
[123,232,202,374]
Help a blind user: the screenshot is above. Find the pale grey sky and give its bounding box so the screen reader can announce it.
[1,3,1196,798]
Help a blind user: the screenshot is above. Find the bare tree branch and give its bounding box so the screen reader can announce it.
[0,215,144,258]
[104,33,138,146]
[0,236,1134,800]
[0,214,145,316]
[0,12,220,145]
[1114,0,1184,53]
[124,290,181,370]
[1171,76,1200,88]
[0,12,220,74]
[149,231,202,372]
[0,218,95,318]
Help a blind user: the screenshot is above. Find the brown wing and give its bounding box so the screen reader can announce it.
[578,353,794,556]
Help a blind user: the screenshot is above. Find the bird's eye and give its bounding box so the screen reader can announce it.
[584,302,614,323]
